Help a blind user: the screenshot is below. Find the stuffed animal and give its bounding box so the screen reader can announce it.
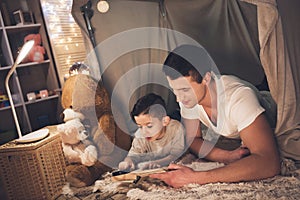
[60,74,131,187]
[23,33,45,63]
[57,108,98,167]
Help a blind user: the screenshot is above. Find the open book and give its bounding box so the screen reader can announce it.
[111,167,171,182]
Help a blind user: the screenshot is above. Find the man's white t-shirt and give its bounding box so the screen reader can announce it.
[180,74,265,139]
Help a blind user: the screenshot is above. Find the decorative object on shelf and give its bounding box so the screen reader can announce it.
[5,40,49,143]
[26,92,36,101]
[39,89,49,98]
[23,33,46,63]
[13,10,34,25]
[0,94,9,108]
[12,93,21,104]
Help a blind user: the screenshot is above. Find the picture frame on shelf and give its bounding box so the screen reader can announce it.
[13,10,34,25]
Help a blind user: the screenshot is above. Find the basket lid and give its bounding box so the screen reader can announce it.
[0,126,59,152]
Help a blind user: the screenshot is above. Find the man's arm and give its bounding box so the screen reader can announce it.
[219,114,281,180]
[150,114,280,187]
[184,118,248,163]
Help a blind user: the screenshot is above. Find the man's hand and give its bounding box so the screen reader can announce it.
[149,163,197,188]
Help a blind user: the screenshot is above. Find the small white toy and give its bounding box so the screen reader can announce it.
[57,108,98,166]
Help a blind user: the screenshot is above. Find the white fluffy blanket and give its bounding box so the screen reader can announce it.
[58,157,300,200]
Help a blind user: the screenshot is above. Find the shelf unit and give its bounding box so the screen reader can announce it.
[0,0,61,145]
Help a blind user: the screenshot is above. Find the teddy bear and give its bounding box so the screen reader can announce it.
[23,33,45,63]
[60,74,131,187]
[57,108,98,167]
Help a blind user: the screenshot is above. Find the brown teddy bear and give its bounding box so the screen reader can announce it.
[23,33,45,63]
[61,74,131,187]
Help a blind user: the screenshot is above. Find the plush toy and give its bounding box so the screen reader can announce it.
[23,33,45,63]
[60,74,131,187]
[57,108,98,167]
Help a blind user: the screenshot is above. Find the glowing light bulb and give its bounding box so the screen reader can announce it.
[97,0,109,13]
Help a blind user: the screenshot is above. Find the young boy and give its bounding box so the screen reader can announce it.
[118,93,185,171]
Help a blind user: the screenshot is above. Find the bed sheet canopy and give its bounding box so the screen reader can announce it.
[71,0,300,165]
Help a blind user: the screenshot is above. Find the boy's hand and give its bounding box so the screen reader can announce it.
[138,161,161,170]
[118,160,135,171]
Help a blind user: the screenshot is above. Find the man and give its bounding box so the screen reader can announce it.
[150,44,280,188]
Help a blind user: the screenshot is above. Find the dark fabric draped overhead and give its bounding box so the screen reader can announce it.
[71,0,300,164]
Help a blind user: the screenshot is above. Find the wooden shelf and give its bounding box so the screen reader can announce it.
[0,60,50,71]
[25,94,59,105]
[0,103,23,111]
[0,66,11,71]
[18,60,50,68]
[0,0,61,142]
[5,24,41,33]
[0,95,59,112]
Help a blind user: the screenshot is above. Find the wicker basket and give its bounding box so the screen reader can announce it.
[0,126,67,200]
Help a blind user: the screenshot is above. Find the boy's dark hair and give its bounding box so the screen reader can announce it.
[131,93,167,123]
[162,44,215,83]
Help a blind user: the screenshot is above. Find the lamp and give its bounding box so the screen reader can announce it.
[5,40,49,143]
[97,0,109,13]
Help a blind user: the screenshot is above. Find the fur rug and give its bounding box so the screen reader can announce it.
[57,156,300,200]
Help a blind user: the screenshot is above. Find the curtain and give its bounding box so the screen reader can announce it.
[241,0,300,164]
[71,0,300,163]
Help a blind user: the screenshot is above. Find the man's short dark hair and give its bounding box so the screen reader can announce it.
[163,44,215,83]
[131,93,166,123]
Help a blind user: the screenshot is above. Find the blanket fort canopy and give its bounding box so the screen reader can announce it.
[71,0,300,165]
